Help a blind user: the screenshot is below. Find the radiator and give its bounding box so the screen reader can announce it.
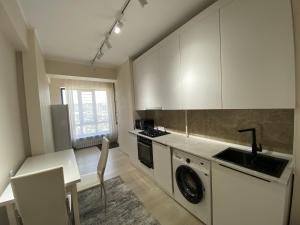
[73,135,103,149]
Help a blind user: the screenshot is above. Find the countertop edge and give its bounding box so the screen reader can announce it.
[128,129,294,185]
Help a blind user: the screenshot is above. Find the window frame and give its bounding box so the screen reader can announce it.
[68,89,110,139]
[60,87,66,105]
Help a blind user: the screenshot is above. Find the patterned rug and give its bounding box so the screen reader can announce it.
[78,176,161,225]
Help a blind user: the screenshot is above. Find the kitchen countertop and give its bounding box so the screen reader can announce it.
[129,129,294,185]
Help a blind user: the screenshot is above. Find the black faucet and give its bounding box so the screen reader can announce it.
[238,128,262,155]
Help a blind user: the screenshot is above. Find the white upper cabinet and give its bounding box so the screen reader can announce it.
[133,47,162,110]
[133,0,295,110]
[158,32,182,109]
[179,11,222,109]
[133,59,146,110]
[220,0,295,109]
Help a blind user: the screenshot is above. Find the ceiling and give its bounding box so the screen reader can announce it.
[19,0,216,67]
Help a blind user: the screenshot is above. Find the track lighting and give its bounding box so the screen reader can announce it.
[138,0,148,7]
[114,21,123,34]
[91,0,149,65]
[104,35,112,49]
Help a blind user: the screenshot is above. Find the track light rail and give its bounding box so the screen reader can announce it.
[91,0,147,65]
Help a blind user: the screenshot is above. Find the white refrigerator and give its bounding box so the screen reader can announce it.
[51,105,72,151]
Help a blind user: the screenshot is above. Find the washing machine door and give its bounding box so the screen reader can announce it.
[176,165,204,204]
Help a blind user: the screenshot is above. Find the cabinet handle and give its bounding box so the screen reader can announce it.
[218,163,271,183]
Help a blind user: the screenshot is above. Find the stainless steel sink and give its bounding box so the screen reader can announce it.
[213,148,289,178]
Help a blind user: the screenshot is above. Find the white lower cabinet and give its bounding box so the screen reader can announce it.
[153,142,173,195]
[212,162,292,225]
[128,133,138,166]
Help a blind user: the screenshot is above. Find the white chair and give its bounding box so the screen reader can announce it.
[11,167,71,225]
[97,136,110,212]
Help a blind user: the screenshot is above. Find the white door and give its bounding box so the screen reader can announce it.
[220,0,295,109]
[158,32,182,109]
[179,11,222,109]
[153,142,172,194]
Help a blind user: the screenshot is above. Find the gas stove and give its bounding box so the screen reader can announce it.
[139,128,170,138]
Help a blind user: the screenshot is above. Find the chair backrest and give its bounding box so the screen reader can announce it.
[11,167,69,225]
[97,137,110,181]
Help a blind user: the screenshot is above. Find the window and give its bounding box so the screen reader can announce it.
[68,89,110,139]
[60,87,67,105]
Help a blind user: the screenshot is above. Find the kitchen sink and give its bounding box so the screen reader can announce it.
[213,148,289,178]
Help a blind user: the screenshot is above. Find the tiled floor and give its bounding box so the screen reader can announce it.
[75,147,205,225]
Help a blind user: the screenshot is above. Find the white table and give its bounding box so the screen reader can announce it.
[0,149,81,225]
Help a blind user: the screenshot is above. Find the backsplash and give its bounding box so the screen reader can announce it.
[138,109,294,154]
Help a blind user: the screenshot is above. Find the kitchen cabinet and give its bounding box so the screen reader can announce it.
[159,32,182,110]
[220,0,295,109]
[179,11,222,109]
[128,132,138,166]
[133,59,146,110]
[153,142,173,194]
[158,32,182,109]
[133,47,162,110]
[132,0,295,110]
[212,162,292,225]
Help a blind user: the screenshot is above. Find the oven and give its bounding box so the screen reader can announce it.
[137,136,153,169]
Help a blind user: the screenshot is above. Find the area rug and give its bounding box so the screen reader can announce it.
[78,176,161,225]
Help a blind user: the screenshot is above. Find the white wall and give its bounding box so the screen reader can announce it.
[291,0,300,224]
[0,0,28,50]
[115,60,136,155]
[0,31,27,224]
[45,59,117,80]
[22,29,54,155]
[49,78,65,105]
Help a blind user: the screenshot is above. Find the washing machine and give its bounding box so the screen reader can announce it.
[173,149,211,225]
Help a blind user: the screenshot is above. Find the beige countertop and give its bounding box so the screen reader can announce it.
[129,129,294,185]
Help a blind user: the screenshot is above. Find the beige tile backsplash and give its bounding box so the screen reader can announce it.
[138,109,294,154]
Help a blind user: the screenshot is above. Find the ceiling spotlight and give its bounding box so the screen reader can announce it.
[114,21,123,34]
[104,36,112,49]
[96,50,104,59]
[138,0,148,7]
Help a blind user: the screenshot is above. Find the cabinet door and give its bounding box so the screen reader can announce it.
[143,49,162,109]
[128,133,138,166]
[180,12,222,109]
[220,0,295,109]
[212,162,290,225]
[153,142,172,194]
[158,32,182,109]
[133,59,147,110]
[133,49,162,110]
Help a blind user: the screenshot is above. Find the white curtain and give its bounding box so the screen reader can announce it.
[64,80,117,144]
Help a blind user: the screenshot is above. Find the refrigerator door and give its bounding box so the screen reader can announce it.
[51,105,72,151]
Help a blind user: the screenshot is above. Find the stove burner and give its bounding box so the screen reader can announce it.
[139,128,170,138]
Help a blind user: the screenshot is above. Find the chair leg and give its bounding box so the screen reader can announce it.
[100,183,103,199]
[103,183,107,215]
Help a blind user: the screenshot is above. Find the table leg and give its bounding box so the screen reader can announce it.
[6,204,18,225]
[71,184,80,225]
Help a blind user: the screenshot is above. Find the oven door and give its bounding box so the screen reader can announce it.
[137,141,153,169]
